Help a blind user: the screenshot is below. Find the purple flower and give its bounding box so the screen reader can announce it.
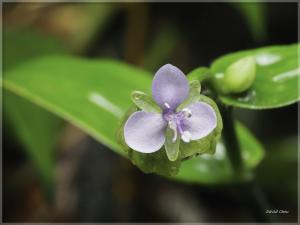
[124,64,217,157]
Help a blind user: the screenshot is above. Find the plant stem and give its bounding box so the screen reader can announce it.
[220,106,245,177]
[219,104,273,222]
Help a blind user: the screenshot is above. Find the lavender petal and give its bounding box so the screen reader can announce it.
[152,64,189,111]
[124,111,167,153]
[183,102,217,140]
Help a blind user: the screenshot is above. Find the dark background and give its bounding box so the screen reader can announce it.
[3,2,298,223]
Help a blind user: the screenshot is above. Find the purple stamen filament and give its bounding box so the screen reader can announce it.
[163,102,192,143]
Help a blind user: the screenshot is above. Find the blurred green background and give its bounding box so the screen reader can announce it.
[2,2,298,223]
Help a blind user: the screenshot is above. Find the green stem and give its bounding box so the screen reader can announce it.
[220,106,245,178]
[219,104,273,222]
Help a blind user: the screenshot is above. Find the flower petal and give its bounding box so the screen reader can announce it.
[152,64,189,111]
[182,102,217,140]
[124,111,167,153]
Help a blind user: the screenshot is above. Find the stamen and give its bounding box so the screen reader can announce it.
[181,131,192,143]
[182,108,192,118]
[164,102,171,109]
[168,121,177,142]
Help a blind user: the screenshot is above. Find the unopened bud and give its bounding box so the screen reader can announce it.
[222,56,256,94]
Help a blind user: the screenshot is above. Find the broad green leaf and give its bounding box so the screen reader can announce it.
[175,143,232,184]
[4,29,66,71]
[211,44,299,109]
[3,28,67,195]
[3,56,152,155]
[238,122,265,169]
[187,67,210,82]
[131,91,161,113]
[3,56,263,184]
[174,122,265,185]
[4,91,63,192]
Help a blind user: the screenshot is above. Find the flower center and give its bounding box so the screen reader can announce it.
[163,102,192,143]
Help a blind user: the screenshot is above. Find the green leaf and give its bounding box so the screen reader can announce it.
[174,122,265,185]
[4,55,222,179]
[238,122,265,169]
[3,56,152,156]
[4,91,63,193]
[211,44,299,109]
[3,28,67,195]
[164,126,180,161]
[3,56,263,184]
[131,91,161,113]
[4,28,66,71]
[187,67,210,82]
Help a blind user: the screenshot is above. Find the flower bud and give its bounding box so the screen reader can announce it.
[222,56,256,94]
